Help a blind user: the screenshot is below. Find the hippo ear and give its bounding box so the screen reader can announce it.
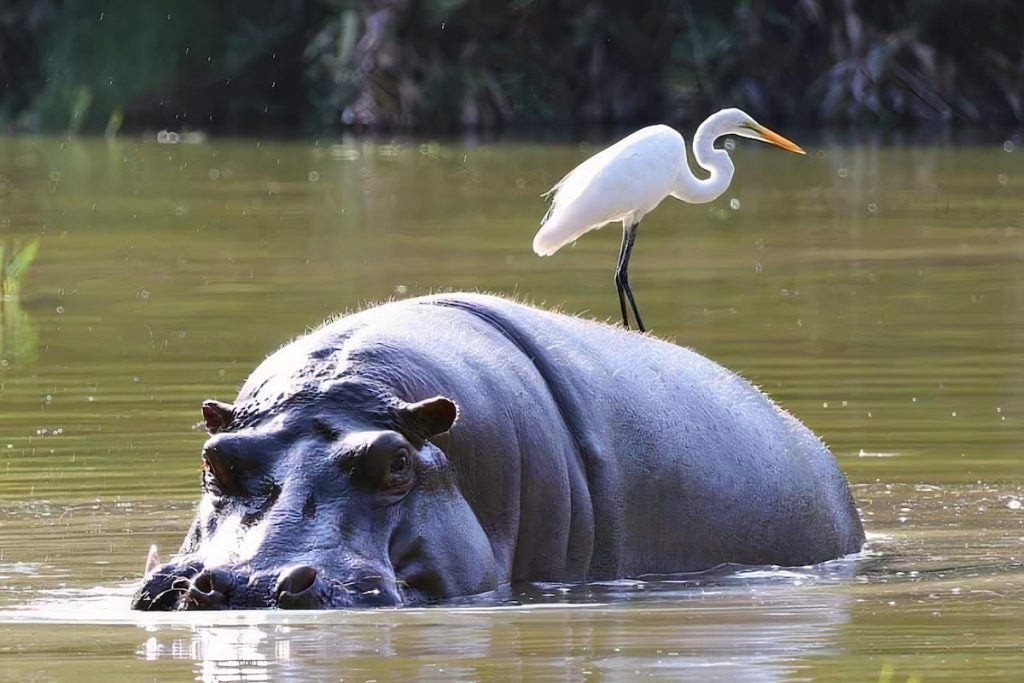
[201,400,234,434]
[400,396,458,439]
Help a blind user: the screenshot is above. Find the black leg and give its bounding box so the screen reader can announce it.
[613,222,645,332]
[614,226,631,328]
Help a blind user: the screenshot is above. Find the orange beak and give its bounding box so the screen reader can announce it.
[751,123,806,155]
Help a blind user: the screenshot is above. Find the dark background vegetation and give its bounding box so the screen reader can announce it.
[1,0,1021,135]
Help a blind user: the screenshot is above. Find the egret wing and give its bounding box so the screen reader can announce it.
[533,126,684,256]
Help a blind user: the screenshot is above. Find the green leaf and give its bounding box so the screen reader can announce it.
[2,239,40,296]
[7,240,39,282]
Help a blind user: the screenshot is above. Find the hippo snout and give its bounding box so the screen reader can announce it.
[132,557,405,610]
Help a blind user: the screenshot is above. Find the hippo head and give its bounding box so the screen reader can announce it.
[131,379,499,610]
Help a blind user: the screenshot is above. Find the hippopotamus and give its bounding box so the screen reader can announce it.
[132,293,864,610]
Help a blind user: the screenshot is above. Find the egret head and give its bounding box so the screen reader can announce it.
[714,108,805,155]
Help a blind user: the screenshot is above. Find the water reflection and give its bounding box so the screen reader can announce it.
[1,482,1017,680]
[133,568,858,683]
[0,292,37,367]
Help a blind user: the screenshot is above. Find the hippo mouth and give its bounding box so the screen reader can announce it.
[132,549,405,611]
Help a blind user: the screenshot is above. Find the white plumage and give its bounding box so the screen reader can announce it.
[532,108,805,332]
[534,125,686,256]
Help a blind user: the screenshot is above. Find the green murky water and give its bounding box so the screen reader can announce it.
[0,135,1022,680]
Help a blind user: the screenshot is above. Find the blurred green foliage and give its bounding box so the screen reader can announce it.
[0,239,39,298]
[0,239,40,367]
[0,0,1020,132]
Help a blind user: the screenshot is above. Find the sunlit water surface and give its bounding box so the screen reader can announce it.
[0,135,1022,680]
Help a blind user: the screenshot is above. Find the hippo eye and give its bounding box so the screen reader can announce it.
[390,451,410,475]
[201,454,227,497]
[200,445,247,499]
[201,465,223,497]
[349,434,416,500]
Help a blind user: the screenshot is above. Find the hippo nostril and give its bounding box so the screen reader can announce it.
[276,565,321,608]
[185,568,237,610]
[194,567,236,594]
[276,565,318,597]
[187,584,220,608]
[192,571,214,594]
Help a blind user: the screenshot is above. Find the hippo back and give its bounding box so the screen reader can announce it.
[244,293,864,581]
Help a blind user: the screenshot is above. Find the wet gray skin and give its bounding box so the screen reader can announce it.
[131,293,864,611]
[132,392,497,610]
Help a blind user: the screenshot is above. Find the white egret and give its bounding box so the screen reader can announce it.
[533,108,805,332]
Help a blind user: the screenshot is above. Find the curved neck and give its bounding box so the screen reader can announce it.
[672,118,734,204]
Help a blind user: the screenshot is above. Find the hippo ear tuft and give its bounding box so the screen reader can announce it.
[401,396,458,438]
[202,400,235,434]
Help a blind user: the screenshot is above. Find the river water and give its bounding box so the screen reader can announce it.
[0,135,1021,680]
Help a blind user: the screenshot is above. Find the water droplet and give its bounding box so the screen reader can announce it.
[56,306,65,314]
[867,203,878,214]
[823,402,829,408]
[754,263,763,273]
[208,168,221,180]
[1003,140,1014,152]
[837,168,848,178]
[308,171,320,183]
[951,411,957,417]
[1008,499,1022,510]
[912,397,917,402]
[754,238,764,251]
[998,173,1009,185]
[729,198,741,210]
[139,289,150,300]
